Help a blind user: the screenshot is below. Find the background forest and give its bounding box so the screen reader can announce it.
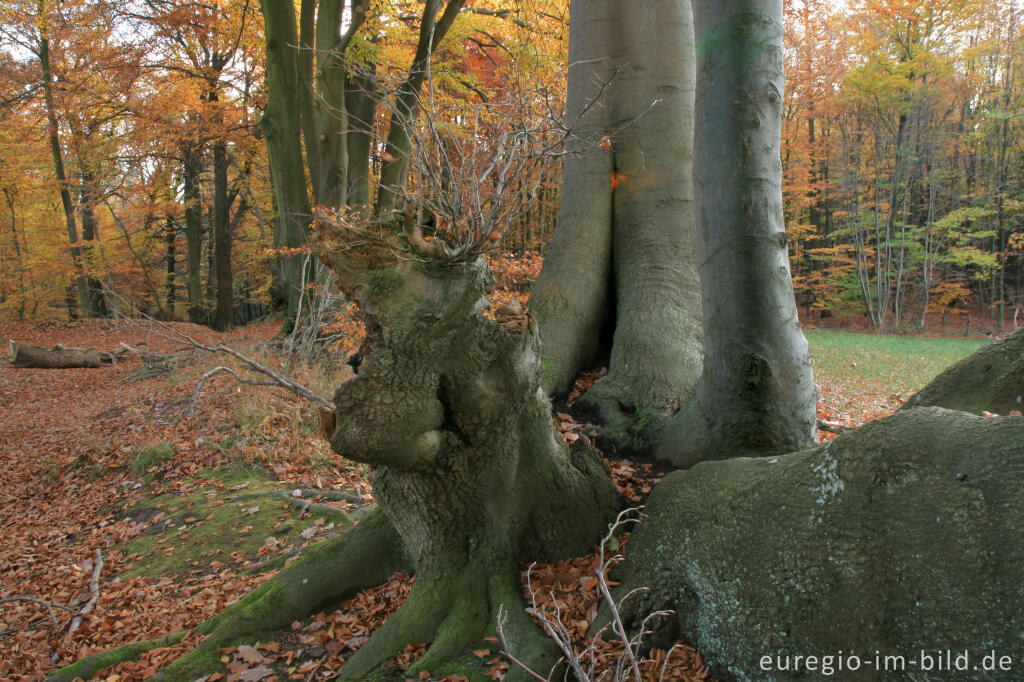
[0,0,1021,331]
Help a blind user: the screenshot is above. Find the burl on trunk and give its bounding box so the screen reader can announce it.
[313,221,619,679]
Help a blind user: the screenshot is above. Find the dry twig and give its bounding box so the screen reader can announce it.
[0,597,75,630]
[54,548,103,661]
[112,306,334,414]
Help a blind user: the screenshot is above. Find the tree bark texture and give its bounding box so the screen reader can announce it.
[531,0,702,428]
[657,0,816,466]
[315,252,620,679]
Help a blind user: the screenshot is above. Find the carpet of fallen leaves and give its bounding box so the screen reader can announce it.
[0,319,367,681]
[1,259,971,682]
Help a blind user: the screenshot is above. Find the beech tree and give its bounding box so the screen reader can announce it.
[46,2,815,680]
[656,0,817,465]
[258,0,471,320]
[530,0,703,440]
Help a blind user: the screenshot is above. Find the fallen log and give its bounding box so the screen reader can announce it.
[8,340,125,369]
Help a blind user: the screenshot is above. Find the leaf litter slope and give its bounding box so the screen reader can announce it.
[0,319,366,680]
[0,304,988,681]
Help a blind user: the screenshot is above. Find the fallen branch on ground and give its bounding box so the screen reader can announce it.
[114,316,333,413]
[227,490,357,521]
[499,508,677,682]
[0,597,76,630]
[817,418,858,434]
[54,549,103,662]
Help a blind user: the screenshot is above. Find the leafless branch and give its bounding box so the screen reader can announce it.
[54,548,103,661]
[817,418,858,434]
[109,293,334,413]
[495,605,550,682]
[497,507,675,681]
[0,597,74,630]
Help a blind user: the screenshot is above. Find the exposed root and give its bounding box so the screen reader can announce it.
[44,631,187,682]
[335,560,560,682]
[46,509,408,682]
[573,378,670,459]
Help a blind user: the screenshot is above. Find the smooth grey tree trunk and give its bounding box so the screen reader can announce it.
[656,0,816,466]
[532,0,702,442]
[529,0,615,402]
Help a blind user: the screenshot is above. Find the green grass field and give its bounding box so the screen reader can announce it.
[805,330,989,420]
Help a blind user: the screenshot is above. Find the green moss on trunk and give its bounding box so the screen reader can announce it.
[318,256,620,677]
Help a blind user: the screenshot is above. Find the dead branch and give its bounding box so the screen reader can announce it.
[183,366,279,419]
[817,418,858,434]
[495,606,549,682]
[55,549,103,661]
[0,597,75,630]
[228,490,359,518]
[112,312,334,413]
[117,342,182,361]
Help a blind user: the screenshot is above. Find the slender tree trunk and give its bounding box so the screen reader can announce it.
[77,167,108,316]
[205,223,216,305]
[532,0,702,444]
[345,71,378,209]
[212,140,234,330]
[37,6,93,318]
[165,217,176,316]
[658,0,816,466]
[2,189,26,320]
[182,144,206,324]
[920,176,936,329]
[374,0,466,215]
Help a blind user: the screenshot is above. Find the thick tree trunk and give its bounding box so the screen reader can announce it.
[656,0,816,466]
[316,254,620,678]
[260,1,314,320]
[531,0,702,443]
[900,327,1024,416]
[8,341,124,369]
[529,0,615,401]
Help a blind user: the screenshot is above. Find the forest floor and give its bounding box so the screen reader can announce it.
[0,264,994,682]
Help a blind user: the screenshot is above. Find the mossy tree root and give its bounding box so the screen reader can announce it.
[572,377,674,458]
[309,257,621,681]
[45,631,187,682]
[46,508,408,682]
[336,559,559,681]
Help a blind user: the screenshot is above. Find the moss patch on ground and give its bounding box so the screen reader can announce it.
[115,466,350,579]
